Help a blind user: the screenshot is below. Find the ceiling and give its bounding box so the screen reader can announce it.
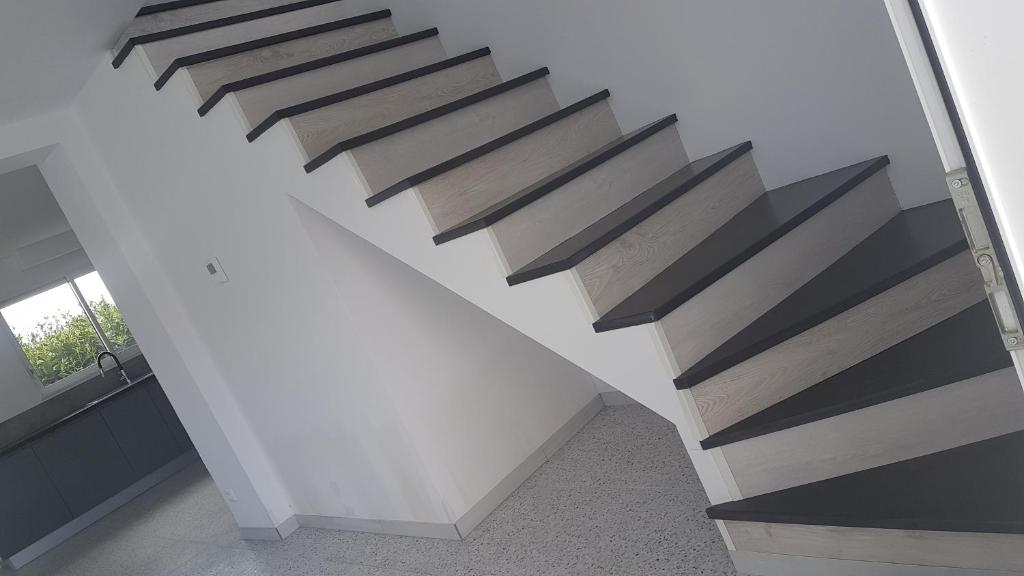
[0,166,74,259]
[0,0,141,125]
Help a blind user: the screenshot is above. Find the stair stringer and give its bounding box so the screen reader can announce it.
[125,51,742,504]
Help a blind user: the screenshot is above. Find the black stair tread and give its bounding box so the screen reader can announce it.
[248,46,491,141]
[432,115,679,246]
[137,0,223,17]
[365,90,613,208]
[675,198,968,389]
[701,301,1011,449]
[199,28,440,116]
[153,9,392,89]
[303,67,550,173]
[592,156,889,333]
[115,0,346,69]
[506,142,753,286]
[707,428,1024,534]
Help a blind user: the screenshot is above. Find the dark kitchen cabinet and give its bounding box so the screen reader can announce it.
[144,379,191,451]
[0,373,194,561]
[101,384,183,477]
[31,411,136,516]
[0,447,73,558]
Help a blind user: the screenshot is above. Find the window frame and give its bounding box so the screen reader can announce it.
[0,272,141,398]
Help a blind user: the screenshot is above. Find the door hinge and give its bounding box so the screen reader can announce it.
[947,168,1024,351]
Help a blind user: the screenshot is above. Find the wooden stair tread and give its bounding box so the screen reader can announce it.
[247,47,490,141]
[506,142,752,285]
[432,115,678,245]
[676,199,969,388]
[701,301,1011,449]
[707,429,1024,534]
[153,10,392,89]
[199,28,439,116]
[302,67,550,173]
[592,156,889,333]
[114,0,345,69]
[364,90,612,207]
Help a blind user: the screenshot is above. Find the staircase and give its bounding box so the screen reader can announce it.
[110,1,1024,573]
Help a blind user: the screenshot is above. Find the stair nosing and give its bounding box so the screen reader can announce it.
[506,141,754,286]
[431,114,679,246]
[153,9,391,90]
[199,28,440,116]
[705,427,1024,535]
[592,155,890,334]
[302,67,551,173]
[701,374,975,449]
[364,90,613,207]
[114,0,347,69]
[706,507,1024,535]
[674,238,968,389]
[137,0,224,17]
[246,46,491,141]
[698,301,1006,449]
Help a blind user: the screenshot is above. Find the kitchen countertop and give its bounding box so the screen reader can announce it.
[0,355,155,457]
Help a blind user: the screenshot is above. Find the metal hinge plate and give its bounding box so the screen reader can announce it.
[947,168,1024,351]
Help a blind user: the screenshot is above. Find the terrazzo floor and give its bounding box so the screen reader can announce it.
[4,404,737,576]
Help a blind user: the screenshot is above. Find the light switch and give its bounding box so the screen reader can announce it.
[205,257,229,283]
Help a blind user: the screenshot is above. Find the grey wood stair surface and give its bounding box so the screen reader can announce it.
[114,0,316,66]
[349,76,561,198]
[155,10,394,90]
[691,249,984,436]
[234,33,447,131]
[506,142,753,285]
[199,29,441,116]
[246,47,491,141]
[364,90,612,207]
[708,429,1024,534]
[657,168,899,386]
[414,96,620,235]
[186,14,398,105]
[676,199,969,389]
[490,119,688,273]
[432,115,677,245]
[702,301,1013,449]
[301,67,551,173]
[111,3,1022,571]
[139,0,351,82]
[592,156,891,332]
[290,53,503,164]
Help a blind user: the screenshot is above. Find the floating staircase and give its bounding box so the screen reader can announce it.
[110,1,1024,574]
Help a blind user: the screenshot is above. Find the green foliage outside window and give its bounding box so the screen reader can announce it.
[15,298,136,386]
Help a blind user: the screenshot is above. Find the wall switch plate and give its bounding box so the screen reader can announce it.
[206,257,229,283]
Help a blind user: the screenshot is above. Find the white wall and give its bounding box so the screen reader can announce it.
[345,0,945,208]
[0,166,97,422]
[0,0,138,124]
[35,44,605,529]
[917,0,1024,388]
[0,111,290,532]
[0,324,41,424]
[295,203,599,519]
[0,248,96,423]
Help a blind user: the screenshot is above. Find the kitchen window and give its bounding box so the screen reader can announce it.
[0,272,137,390]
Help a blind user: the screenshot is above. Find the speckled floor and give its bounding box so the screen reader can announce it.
[5,404,736,576]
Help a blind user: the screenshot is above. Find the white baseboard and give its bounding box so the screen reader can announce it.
[278,395,606,542]
[4,450,200,570]
[731,551,1024,576]
[600,390,638,406]
[455,393,604,537]
[295,514,461,539]
[238,515,300,541]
